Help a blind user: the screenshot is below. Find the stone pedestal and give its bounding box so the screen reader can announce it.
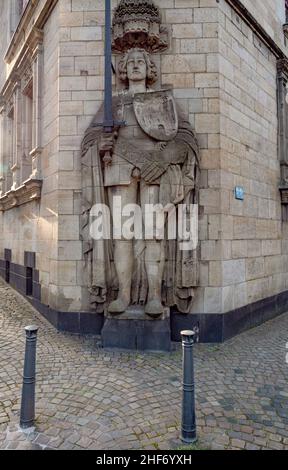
[101,306,171,352]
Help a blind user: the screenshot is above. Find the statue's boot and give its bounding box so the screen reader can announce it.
[108,297,129,315]
[145,298,164,318]
[108,239,134,315]
[144,240,165,318]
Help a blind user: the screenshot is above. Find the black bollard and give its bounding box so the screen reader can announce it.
[20,325,39,429]
[181,330,197,444]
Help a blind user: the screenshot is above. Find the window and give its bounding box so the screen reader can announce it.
[277,59,288,215]
[0,27,43,208]
[286,0,288,23]
[0,70,35,194]
[0,101,13,195]
[5,102,14,193]
[21,74,33,182]
[7,105,14,164]
[277,60,288,167]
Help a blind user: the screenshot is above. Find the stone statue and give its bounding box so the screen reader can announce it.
[81,1,200,319]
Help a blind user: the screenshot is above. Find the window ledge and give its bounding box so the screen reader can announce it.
[0,178,42,211]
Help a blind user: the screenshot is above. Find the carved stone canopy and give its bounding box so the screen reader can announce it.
[112,0,168,53]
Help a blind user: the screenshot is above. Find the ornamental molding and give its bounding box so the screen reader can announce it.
[277,58,288,80]
[226,0,286,60]
[0,178,42,211]
[5,0,56,64]
[1,0,56,101]
[22,65,33,95]
[279,185,288,205]
[0,27,43,102]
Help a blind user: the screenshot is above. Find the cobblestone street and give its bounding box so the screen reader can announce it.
[0,279,288,451]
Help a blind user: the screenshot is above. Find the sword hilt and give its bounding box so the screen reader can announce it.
[103,120,126,130]
[101,120,126,167]
[93,120,126,130]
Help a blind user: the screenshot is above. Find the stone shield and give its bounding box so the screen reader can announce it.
[133,90,178,141]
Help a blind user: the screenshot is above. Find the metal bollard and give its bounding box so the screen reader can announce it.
[181,330,197,444]
[20,325,39,429]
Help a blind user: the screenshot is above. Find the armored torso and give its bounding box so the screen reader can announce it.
[104,91,157,187]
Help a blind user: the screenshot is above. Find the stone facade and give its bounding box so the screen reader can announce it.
[0,0,288,343]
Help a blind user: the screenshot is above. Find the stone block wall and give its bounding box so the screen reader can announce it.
[210,0,288,314]
[39,0,60,307]
[56,0,105,311]
[0,0,288,323]
[0,0,60,308]
[241,0,286,51]
[55,0,222,312]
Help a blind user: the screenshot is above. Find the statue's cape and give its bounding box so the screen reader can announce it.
[81,93,200,314]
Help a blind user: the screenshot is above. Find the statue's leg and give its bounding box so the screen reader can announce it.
[141,181,165,317]
[107,180,137,314]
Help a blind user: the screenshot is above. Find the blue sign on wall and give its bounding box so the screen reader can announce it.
[235,186,244,201]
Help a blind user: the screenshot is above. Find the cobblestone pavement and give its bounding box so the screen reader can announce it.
[0,279,288,450]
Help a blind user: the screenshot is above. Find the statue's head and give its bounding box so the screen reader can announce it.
[118,48,158,88]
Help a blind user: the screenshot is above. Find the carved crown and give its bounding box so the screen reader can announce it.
[112,0,168,53]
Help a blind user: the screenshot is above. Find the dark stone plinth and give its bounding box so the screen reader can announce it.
[102,306,171,352]
[24,251,36,268]
[4,249,12,262]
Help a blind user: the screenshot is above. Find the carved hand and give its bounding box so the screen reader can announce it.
[155,141,188,165]
[99,131,118,166]
[141,160,167,183]
[155,141,168,151]
[99,131,118,159]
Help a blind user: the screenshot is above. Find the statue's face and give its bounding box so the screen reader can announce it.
[126,50,147,83]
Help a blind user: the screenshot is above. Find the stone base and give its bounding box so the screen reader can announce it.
[102,306,171,352]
